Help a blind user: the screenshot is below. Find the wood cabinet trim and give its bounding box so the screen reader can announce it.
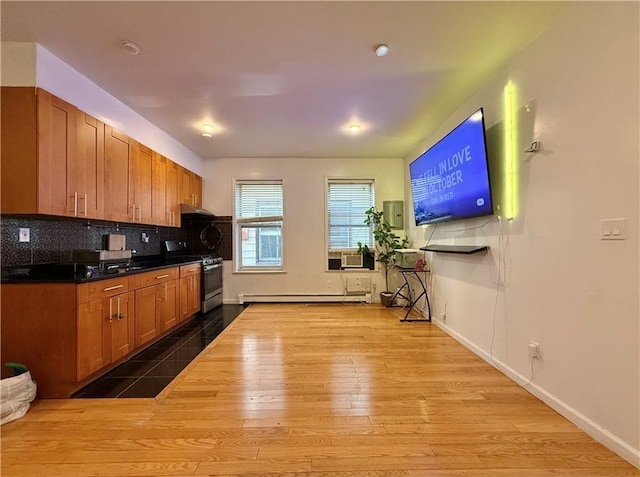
[179,263,202,277]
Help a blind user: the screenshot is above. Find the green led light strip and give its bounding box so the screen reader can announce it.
[503,81,518,219]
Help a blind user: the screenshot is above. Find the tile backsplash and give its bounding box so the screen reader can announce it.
[1,216,187,266]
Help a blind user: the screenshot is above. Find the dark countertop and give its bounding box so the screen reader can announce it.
[1,257,202,284]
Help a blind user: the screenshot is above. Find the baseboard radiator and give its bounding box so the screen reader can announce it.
[238,292,372,304]
[238,277,373,305]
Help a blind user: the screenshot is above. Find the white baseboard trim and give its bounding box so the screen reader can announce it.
[433,319,640,469]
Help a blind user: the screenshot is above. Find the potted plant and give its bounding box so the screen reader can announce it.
[358,207,411,306]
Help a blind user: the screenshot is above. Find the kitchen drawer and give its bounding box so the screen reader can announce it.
[179,262,201,278]
[137,267,178,288]
[79,276,130,304]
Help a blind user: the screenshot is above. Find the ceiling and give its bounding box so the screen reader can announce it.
[2,1,569,160]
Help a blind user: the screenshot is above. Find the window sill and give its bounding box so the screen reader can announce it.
[233,270,287,275]
[325,269,379,273]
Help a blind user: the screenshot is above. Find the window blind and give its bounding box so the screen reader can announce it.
[235,180,284,270]
[236,181,283,221]
[327,180,374,250]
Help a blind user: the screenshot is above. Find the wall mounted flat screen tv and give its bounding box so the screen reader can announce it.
[409,108,493,226]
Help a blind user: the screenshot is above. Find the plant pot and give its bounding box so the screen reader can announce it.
[380,291,394,307]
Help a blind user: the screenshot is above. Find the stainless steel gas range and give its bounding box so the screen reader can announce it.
[163,240,223,313]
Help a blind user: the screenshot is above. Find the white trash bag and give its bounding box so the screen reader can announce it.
[1,364,37,425]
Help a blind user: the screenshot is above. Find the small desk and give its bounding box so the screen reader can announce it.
[390,268,431,322]
[420,244,488,254]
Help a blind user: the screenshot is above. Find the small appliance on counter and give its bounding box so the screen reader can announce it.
[73,234,132,266]
[72,249,132,264]
[104,234,127,251]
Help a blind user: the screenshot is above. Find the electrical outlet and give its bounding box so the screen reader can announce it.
[528,341,540,359]
[601,218,627,240]
[439,312,446,321]
[19,228,30,243]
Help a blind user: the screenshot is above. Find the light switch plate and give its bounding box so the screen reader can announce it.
[19,228,30,242]
[601,218,627,240]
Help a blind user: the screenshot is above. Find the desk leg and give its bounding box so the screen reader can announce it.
[399,271,431,323]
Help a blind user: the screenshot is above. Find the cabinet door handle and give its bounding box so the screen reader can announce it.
[73,192,78,216]
[78,193,87,217]
[103,284,124,292]
[108,297,113,322]
[156,274,169,279]
[117,296,121,319]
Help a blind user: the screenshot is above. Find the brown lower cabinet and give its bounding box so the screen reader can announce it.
[179,263,202,322]
[1,265,199,398]
[134,267,179,347]
[134,279,180,347]
[77,290,136,381]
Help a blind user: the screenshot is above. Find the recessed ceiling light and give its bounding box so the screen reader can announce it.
[349,124,361,133]
[202,124,215,133]
[374,44,389,57]
[201,132,213,138]
[121,40,141,55]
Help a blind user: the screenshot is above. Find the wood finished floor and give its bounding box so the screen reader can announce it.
[2,303,638,477]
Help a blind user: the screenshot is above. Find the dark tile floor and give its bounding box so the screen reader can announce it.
[72,304,245,399]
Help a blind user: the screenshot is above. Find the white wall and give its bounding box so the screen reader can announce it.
[1,42,203,174]
[404,3,639,466]
[202,157,406,302]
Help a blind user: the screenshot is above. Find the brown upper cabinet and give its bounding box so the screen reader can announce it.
[192,174,203,208]
[152,153,168,226]
[1,87,200,227]
[179,166,203,208]
[77,112,106,219]
[166,158,181,227]
[104,126,134,223]
[1,87,104,218]
[179,166,192,205]
[131,142,153,224]
[38,91,78,217]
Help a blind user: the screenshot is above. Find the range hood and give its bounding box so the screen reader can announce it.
[180,203,214,217]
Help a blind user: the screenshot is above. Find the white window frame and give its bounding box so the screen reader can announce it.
[325,178,375,270]
[234,179,284,272]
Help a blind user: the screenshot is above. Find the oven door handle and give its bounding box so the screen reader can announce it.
[203,264,222,272]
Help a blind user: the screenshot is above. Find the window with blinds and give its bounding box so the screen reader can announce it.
[327,179,374,251]
[235,180,284,271]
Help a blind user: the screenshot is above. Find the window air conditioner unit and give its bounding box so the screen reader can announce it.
[341,252,363,268]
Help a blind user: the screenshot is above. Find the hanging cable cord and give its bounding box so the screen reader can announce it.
[488,216,514,377]
[424,223,438,246]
